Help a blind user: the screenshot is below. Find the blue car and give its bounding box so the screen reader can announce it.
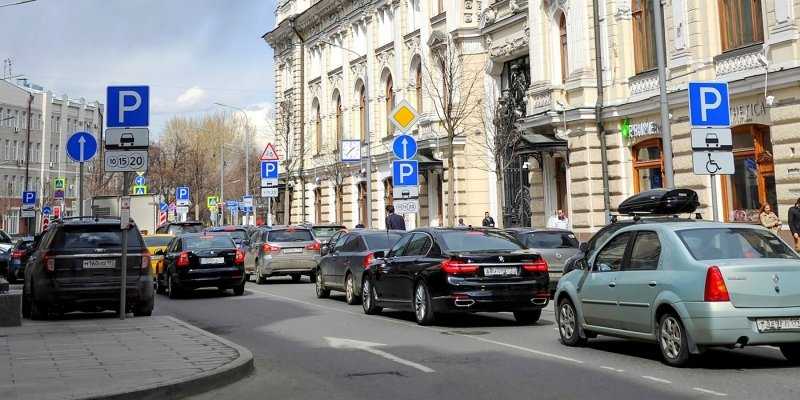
[6,237,33,283]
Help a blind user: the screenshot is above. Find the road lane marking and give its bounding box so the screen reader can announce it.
[600,366,624,373]
[641,376,672,384]
[692,388,728,397]
[325,337,435,373]
[447,334,584,364]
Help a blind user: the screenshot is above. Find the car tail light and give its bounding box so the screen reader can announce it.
[262,243,281,254]
[522,258,549,273]
[177,251,190,268]
[305,241,321,251]
[44,252,55,272]
[11,250,24,259]
[704,266,730,302]
[441,259,479,276]
[363,252,374,268]
[234,249,245,265]
[141,251,151,271]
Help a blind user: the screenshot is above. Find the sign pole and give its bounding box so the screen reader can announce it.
[267,197,271,226]
[653,0,674,188]
[119,196,131,320]
[78,161,84,217]
[710,174,719,221]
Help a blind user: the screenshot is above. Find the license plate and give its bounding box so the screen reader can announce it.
[200,257,225,265]
[484,267,518,277]
[283,248,303,254]
[83,259,115,269]
[756,318,800,332]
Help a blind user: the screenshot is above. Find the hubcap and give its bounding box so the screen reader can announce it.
[660,316,682,360]
[559,303,576,339]
[415,285,426,321]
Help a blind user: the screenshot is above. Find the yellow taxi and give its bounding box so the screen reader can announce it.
[143,234,174,278]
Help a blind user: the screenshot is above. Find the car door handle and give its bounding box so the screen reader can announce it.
[648,281,658,287]
[608,282,616,288]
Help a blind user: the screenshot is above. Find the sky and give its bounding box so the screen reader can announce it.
[0,0,277,143]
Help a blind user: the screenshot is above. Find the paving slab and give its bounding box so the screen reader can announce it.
[0,315,253,400]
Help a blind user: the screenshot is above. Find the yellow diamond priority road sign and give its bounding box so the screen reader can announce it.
[389,100,420,133]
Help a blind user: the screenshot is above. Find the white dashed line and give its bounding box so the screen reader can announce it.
[693,388,728,397]
[641,376,672,384]
[600,366,624,373]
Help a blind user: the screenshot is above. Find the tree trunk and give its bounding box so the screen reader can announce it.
[283,177,291,225]
[495,171,505,229]
[446,145,456,227]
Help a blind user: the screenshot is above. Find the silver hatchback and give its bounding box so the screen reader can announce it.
[249,226,321,283]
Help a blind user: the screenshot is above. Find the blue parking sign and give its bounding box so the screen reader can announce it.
[688,82,730,127]
[261,161,278,179]
[107,86,149,127]
[392,160,418,186]
[22,191,36,206]
[176,186,190,202]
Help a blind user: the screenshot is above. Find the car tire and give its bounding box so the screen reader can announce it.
[315,270,330,299]
[21,286,31,318]
[155,274,166,294]
[29,284,49,320]
[657,312,692,367]
[291,274,301,283]
[344,273,360,305]
[779,344,800,364]
[133,298,154,317]
[557,298,587,346]
[6,270,16,284]
[167,273,181,300]
[233,282,245,296]
[513,309,542,325]
[361,277,382,315]
[413,281,435,325]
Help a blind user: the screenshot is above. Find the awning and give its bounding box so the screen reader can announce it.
[520,133,567,152]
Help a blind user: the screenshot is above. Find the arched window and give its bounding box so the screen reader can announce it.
[358,181,367,226]
[415,65,423,113]
[359,85,367,143]
[719,0,763,52]
[632,138,664,193]
[384,178,393,207]
[335,185,344,223]
[385,74,394,137]
[632,0,657,73]
[314,187,322,223]
[559,13,569,83]
[314,100,322,154]
[335,93,343,151]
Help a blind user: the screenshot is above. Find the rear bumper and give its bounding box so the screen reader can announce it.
[431,281,550,313]
[175,268,245,289]
[264,256,317,274]
[34,276,154,308]
[682,302,800,346]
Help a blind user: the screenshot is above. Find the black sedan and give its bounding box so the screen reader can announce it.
[156,233,246,298]
[315,230,404,304]
[361,228,550,325]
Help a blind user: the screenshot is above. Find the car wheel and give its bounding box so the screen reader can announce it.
[133,297,154,317]
[291,274,301,283]
[345,273,360,305]
[233,281,245,296]
[29,283,49,320]
[779,344,800,364]
[513,309,542,325]
[557,298,587,346]
[167,274,181,300]
[361,277,382,315]
[155,274,166,294]
[315,270,330,299]
[413,281,435,325]
[6,270,16,284]
[22,285,31,318]
[657,312,691,367]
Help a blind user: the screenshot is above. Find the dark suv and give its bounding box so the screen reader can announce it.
[22,218,154,319]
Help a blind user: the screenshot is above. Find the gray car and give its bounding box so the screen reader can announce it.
[555,221,800,367]
[506,228,579,293]
[248,226,321,283]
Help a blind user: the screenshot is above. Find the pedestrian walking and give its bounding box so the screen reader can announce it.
[385,205,406,231]
[547,209,570,229]
[789,198,800,250]
[759,203,781,234]
[457,218,467,227]
[482,212,495,227]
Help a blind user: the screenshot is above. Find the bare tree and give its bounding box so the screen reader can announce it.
[315,151,353,224]
[270,98,308,224]
[423,33,483,226]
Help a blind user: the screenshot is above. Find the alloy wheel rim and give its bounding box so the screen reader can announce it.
[316,272,323,294]
[559,303,576,339]
[363,280,371,310]
[415,285,426,321]
[168,275,172,296]
[660,316,682,360]
[346,276,353,302]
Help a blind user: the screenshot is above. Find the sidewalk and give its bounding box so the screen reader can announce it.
[0,315,253,400]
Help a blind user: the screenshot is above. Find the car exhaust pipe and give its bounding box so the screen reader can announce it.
[454,298,475,307]
[531,298,548,306]
[734,336,749,349]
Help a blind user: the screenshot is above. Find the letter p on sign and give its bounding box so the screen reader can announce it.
[107,86,149,128]
[688,82,730,127]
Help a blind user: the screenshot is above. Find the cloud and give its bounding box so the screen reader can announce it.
[245,102,275,151]
[176,86,207,107]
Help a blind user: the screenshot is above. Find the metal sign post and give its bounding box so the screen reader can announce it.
[119,196,131,320]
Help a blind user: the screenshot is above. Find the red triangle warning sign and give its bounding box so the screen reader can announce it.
[260,143,279,161]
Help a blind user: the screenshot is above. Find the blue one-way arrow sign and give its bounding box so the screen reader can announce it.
[392,134,417,160]
[66,131,98,162]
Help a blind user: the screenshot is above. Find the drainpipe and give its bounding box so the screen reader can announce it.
[593,0,611,223]
[290,17,307,223]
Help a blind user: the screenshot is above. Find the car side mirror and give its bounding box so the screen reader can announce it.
[373,250,386,259]
[578,242,589,252]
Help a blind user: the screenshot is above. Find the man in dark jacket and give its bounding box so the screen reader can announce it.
[385,205,406,231]
[482,212,496,227]
[789,198,800,250]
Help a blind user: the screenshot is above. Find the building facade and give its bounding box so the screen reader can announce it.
[0,79,102,234]
[264,0,494,228]
[482,0,800,238]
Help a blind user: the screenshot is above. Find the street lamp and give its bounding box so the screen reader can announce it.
[214,102,252,225]
[318,39,374,228]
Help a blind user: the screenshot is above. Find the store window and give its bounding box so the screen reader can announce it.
[719,0,763,51]
[632,138,664,193]
[632,0,657,73]
[723,124,775,223]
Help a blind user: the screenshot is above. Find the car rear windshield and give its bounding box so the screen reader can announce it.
[526,232,578,249]
[439,231,523,253]
[169,224,204,235]
[144,236,173,247]
[51,226,144,250]
[183,235,235,251]
[312,227,343,238]
[268,229,313,242]
[364,233,403,250]
[678,228,798,261]
[212,230,248,242]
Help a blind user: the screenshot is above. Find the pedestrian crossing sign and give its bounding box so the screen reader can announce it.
[133,185,147,195]
[207,196,219,209]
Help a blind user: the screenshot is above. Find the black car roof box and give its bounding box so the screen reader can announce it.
[618,188,699,215]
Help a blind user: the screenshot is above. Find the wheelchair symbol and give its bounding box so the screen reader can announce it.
[705,153,722,174]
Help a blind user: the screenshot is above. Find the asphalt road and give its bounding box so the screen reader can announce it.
[154,278,800,400]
